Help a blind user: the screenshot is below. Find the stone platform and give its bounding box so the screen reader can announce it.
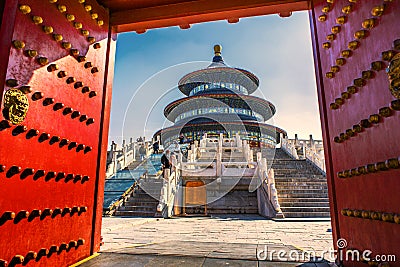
[80,215,334,266]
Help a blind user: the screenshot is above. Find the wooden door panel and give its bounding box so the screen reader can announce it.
[0,0,113,266]
[310,0,400,265]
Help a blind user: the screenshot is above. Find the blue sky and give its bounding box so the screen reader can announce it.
[109,11,322,145]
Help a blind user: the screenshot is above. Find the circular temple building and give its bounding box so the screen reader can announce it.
[154,45,286,148]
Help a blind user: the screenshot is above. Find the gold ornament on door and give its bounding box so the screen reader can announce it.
[3,89,29,125]
[387,53,400,99]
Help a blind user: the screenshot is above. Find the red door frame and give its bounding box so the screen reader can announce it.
[308,0,340,244]
[90,27,116,254]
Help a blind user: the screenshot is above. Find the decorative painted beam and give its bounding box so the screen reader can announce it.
[110,0,310,33]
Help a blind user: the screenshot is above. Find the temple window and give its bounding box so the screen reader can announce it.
[189,83,248,95]
[174,107,264,123]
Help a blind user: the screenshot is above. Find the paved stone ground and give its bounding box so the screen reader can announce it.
[81,215,334,266]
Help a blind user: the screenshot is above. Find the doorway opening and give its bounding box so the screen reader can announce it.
[102,9,332,265]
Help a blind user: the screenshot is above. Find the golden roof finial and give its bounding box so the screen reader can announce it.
[214,44,222,56]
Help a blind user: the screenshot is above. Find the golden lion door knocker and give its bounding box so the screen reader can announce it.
[387,53,400,99]
[3,88,29,124]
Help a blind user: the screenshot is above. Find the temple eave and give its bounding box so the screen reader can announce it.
[178,67,259,95]
[164,93,276,120]
[155,121,286,138]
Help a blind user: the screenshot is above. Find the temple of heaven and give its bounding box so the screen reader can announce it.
[154,45,286,148]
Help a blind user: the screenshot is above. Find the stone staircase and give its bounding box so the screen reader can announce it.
[272,148,330,218]
[124,160,144,170]
[114,178,163,217]
[206,189,258,214]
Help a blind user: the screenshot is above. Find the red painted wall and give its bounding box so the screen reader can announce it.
[310,0,400,266]
[0,0,114,266]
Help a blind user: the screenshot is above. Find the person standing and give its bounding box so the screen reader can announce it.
[139,144,146,161]
[152,141,159,154]
[179,134,185,144]
[161,150,171,177]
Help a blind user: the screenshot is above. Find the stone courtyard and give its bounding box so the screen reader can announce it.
[80,215,333,266]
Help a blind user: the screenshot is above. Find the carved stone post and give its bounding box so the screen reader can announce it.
[282,135,287,148]
[107,141,115,163]
[170,154,177,173]
[200,135,206,147]
[161,167,171,218]
[187,150,192,163]
[112,141,117,174]
[249,149,254,162]
[133,142,136,161]
[243,140,248,162]
[164,168,171,199]
[235,133,241,147]
[256,152,263,181]
[256,152,262,162]
[309,134,314,149]
[122,139,126,168]
[216,136,222,177]
[267,167,284,218]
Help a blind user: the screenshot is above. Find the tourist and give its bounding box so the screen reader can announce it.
[179,134,185,144]
[139,144,146,161]
[181,143,191,160]
[152,141,159,154]
[161,150,171,177]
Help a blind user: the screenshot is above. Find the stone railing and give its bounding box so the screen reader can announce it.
[158,154,182,218]
[256,152,284,218]
[182,133,255,177]
[304,146,326,173]
[105,138,153,178]
[281,134,325,173]
[281,137,299,160]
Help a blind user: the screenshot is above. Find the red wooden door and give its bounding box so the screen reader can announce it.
[0,0,114,266]
[310,0,400,265]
